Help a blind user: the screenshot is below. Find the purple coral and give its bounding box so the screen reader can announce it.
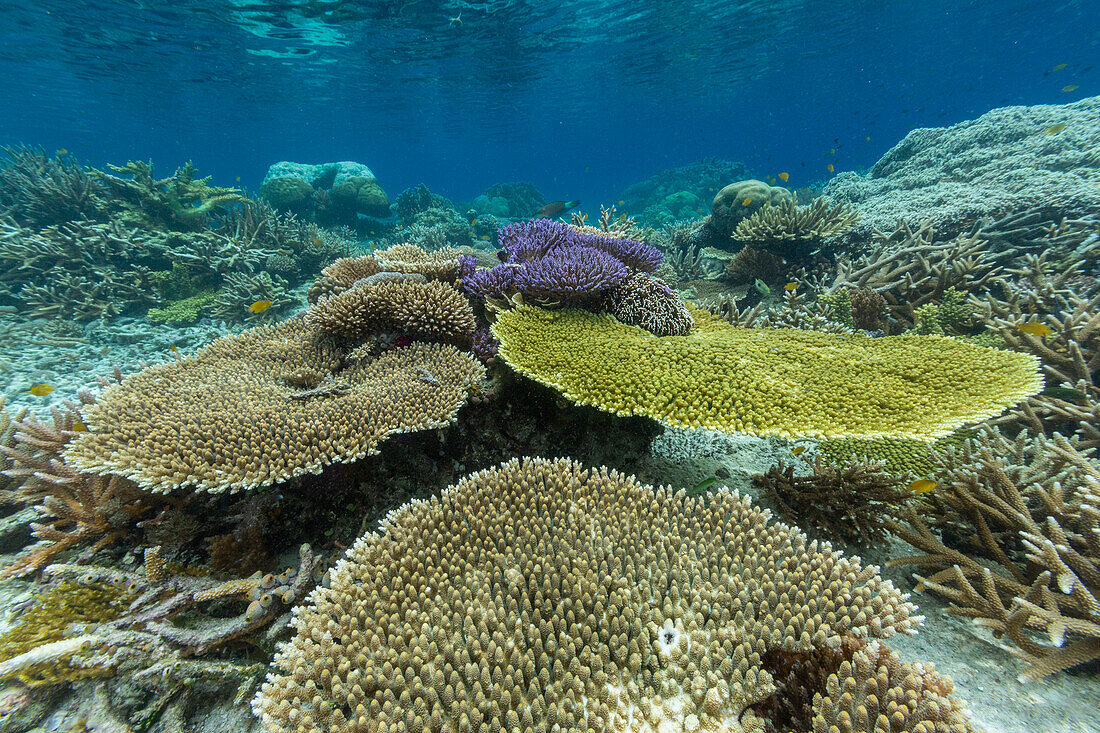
[465,217,662,305]
[574,231,663,273]
[518,246,629,303]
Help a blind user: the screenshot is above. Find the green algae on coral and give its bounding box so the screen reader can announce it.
[0,581,132,687]
[491,304,1042,441]
[146,289,218,324]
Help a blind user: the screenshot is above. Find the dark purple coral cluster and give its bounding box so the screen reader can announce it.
[462,219,662,305]
[461,218,695,336]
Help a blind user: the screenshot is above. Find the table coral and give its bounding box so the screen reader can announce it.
[490,304,1041,441]
[253,457,950,733]
[63,319,485,493]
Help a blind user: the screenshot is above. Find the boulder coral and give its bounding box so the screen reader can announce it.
[490,304,1042,441]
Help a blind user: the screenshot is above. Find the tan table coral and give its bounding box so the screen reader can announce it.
[253,457,977,733]
[64,319,485,493]
[491,304,1041,441]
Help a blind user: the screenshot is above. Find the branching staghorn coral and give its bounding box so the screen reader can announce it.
[976,269,1100,448]
[733,198,858,258]
[0,399,158,579]
[490,304,1040,440]
[651,220,722,281]
[888,428,1100,680]
[89,160,245,231]
[0,145,99,227]
[253,457,954,732]
[754,457,913,547]
[822,220,1009,332]
[209,270,296,324]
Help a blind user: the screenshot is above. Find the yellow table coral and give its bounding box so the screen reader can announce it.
[491,305,1041,441]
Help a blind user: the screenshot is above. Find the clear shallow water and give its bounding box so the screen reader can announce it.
[0,0,1095,203]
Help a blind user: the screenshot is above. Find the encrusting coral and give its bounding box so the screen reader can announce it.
[754,457,913,547]
[252,457,967,733]
[490,304,1041,441]
[63,318,485,493]
[888,428,1100,680]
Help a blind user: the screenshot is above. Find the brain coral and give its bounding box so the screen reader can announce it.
[64,319,485,493]
[490,305,1041,441]
[254,457,937,733]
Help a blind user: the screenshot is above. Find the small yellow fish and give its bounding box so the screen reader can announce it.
[471,218,478,226]
[767,176,776,184]
[742,197,753,206]
[56,148,67,156]
[1051,63,1068,72]
[235,175,241,182]
[248,300,272,314]
[1017,321,1053,337]
[909,479,938,494]
[72,421,87,432]
[1062,84,1079,92]
[825,147,836,156]
[778,172,789,182]
[826,164,835,172]
[29,383,54,396]
[369,230,376,235]
[791,445,806,456]
[480,235,491,241]
[784,282,798,291]
[1044,123,1067,134]
[170,345,179,354]
[617,200,625,205]
[865,135,871,141]
[708,187,715,192]
[619,214,627,221]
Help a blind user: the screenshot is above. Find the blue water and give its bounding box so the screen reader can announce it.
[0,0,1096,205]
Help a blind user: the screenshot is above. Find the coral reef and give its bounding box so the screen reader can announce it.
[732,197,858,259]
[888,428,1100,680]
[754,457,913,546]
[462,218,662,307]
[307,277,476,345]
[616,158,751,218]
[64,318,485,493]
[807,641,978,733]
[823,96,1100,244]
[491,304,1041,440]
[605,271,694,337]
[471,181,546,218]
[0,399,156,579]
[0,145,98,227]
[254,457,946,732]
[651,220,723,281]
[706,179,794,241]
[90,160,245,231]
[260,160,391,226]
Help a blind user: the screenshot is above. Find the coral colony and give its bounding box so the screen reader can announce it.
[0,96,1099,731]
